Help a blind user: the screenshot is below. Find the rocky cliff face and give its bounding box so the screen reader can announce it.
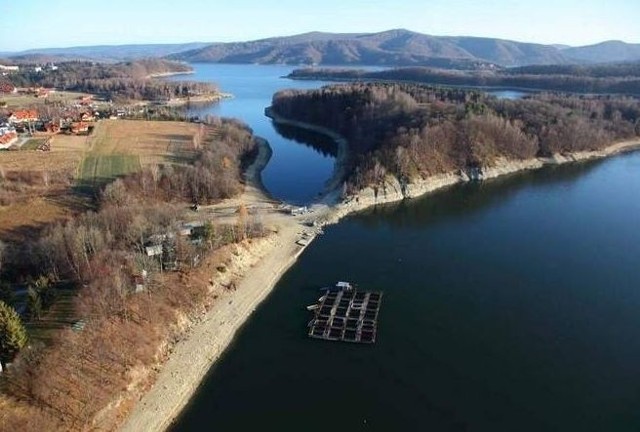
[334,145,639,217]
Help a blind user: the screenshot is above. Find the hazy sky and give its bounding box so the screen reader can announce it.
[1,0,639,51]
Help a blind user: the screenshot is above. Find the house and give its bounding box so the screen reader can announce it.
[44,122,60,133]
[79,95,93,106]
[0,64,19,72]
[145,244,163,257]
[0,130,18,148]
[8,110,39,124]
[0,82,16,94]
[80,112,95,122]
[70,122,89,134]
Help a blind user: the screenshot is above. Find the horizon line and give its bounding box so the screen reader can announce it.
[1,28,638,54]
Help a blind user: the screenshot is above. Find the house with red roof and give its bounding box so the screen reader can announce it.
[70,122,89,134]
[0,130,18,148]
[8,110,39,124]
[0,82,15,94]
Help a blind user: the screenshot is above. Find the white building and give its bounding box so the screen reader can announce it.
[0,64,19,72]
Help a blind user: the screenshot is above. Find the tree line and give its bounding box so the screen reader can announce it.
[6,59,217,101]
[0,117,266,430]
[271,83,640,191]
[288,65,640,95]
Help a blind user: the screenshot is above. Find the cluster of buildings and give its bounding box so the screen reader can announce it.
[1,107,98,142]
[0,63,58,76]
[0,64,20,77]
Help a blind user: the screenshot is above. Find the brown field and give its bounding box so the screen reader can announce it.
[0,90,94,109]
[0,134,87,173]
[0,91,96,109]
[0,120,205,240]
[86,119,201,163]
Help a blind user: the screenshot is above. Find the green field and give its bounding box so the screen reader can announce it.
[78,154,141,187]
[74,119,201,193]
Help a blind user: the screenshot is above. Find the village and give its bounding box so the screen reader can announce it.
[0,85,132,150]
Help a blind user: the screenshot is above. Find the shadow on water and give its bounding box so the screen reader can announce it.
[271,121,339,158]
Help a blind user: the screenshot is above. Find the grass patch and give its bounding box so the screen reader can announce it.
[79,154,141,187]
[20,138,47,151]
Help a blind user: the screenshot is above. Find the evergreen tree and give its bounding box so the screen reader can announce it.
[0,300,28,365]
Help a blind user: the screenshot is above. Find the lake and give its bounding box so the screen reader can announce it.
[168,64,336,204]
[172,149,640,431]
[168,65,639,431]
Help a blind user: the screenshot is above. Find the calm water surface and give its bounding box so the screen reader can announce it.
[169,64,336,204]
[173,152,640,431]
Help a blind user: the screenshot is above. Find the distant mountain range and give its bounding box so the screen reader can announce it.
[3,30,640,67]
[2,43,209,63]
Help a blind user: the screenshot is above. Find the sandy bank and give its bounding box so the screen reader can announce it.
[147,71,195,79]
[119,139,320,432]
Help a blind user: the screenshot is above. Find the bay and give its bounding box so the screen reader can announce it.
[173,152,640,431]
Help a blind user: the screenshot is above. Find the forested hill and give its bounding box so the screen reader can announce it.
[5,31,640,67]
[4,43,209,63]
[271,83,640,191]
[287,65,640,95]
[6,59,215,101]
[170,29,640,67]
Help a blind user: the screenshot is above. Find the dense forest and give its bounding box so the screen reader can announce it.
[288,64,640,95]
[271,83,640,190]
[0,118,264,430]
[6,59,217,101]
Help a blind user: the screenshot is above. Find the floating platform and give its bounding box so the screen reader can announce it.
[307,288,382,344]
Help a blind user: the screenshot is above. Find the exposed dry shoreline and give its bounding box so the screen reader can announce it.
[120,114,640,432]
[146,71,195,79]
[119,138,321,432]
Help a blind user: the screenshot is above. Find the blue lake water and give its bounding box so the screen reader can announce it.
[168,65,640,431]
[173,150,640,431]
[168,64,335,204]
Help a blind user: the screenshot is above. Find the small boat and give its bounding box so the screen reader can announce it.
[320,281,354,292]
[306,304,320,311]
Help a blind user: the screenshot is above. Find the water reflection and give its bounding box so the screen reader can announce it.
[271,121,338,158]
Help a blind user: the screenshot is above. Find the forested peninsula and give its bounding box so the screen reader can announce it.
[4,59,217,102]
[271,83,640,193]
[288,64,640,96]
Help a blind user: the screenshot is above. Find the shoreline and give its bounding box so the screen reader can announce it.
[285,74,640,98]
[163,92,232,106]
[265,108,640,219]
[119,112,640,432]
[265,107,349,195]
[119,138,321,432]
[147,71,195,79]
